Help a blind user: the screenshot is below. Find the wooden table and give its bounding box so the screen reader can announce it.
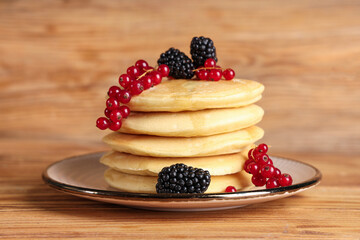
[1,0,359,239]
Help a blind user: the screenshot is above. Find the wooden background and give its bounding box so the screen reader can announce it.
[0,0,359,239]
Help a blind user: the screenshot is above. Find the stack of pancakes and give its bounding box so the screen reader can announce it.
[100,79,264,193]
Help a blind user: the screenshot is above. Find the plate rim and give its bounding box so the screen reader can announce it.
[42,152,322,202]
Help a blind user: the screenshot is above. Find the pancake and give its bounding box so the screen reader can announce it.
[104,168,252,194]
[102,126,264,157]
[127,79,264,112]
[120,105,264,137]
[100,145,252,176]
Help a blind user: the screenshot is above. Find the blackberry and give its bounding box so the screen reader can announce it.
[157,48,195,79]
[190,36,217,68]
[156,163,211,194]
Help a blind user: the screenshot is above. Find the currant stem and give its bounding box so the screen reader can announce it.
[136,68,155,80]
[193,67,222,72]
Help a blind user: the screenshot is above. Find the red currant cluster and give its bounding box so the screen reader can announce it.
[225,143,293,192]
[194,58,235,81]
[96,60,170,131]
[245,144,293,189]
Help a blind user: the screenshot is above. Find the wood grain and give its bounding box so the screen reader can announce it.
[0,0,360,239]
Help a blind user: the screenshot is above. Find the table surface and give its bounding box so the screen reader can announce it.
[1,0,360,239]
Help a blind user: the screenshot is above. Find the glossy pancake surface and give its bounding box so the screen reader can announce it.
[120,105,264,137]
[127,79,264,112]
[100,145,252,176]
[104,168,252,194]
[102,126,264,157]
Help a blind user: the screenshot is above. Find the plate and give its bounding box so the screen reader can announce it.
[42,152,321,211]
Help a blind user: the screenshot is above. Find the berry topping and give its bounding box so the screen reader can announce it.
[246,162,260,175]
[157,64,170,77]
[109,109,123,122]
[104,108,111,118]
[278,173,293,187]
[257,153,271,166]
[135,59,149,70]
[190,36,217,68]
[96,117,109,130]
[149,71,162,85]
[140,75,153,90]
[129,81,144,96]
[245,143,293,189]
[257,143,268,154]
[108,86,121,98]
[260,164,275,178]
[204,58,216,68]
[157,48,194,79]
[126,66,140,79]
[266,178,279,189]
[274,168,282,178]
[156,163,211,194]
[116,90,132,104]
[209,69,222,81]
[119,105,130,118]
[96,60,169,131]
[196,69,209,80]
[223,69,235,80]
[251,174,266,187]
[109,120,122,131]
[119,74,131,89]
[106,97,119,111]
[225,186,237,193]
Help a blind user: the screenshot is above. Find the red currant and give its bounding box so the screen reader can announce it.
[244,159,254,172]
[116,90,132,104]
[150,71,162,85]
[257,153,271,166]
[108,86,121,98]
[119,74,131,89]
[106,97,119,110]
[119,105,130,118]
[278,174,293,187]
[266,178,279,189]
[140,76,153,90]
[223,68,235,80]
[260,164,275,178]
[157,64,170,77]
[209,69,222,81]
[204,58,216,68]
[257,143,268,154]
[129,81,144,95]
[252,148,262,159]
[96,117,109,130]
[109,109,123,122]
[104,108,111,118]
[127,66,140,79]
[246,162,260,175]
[225,186,236,193]
[251,174,266,187]
[197,70,209,80]
[135,59,148,70]
[274,168,282,178]
[109,120,122,131]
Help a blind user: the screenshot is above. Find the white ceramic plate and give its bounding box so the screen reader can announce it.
[42,152,321,211]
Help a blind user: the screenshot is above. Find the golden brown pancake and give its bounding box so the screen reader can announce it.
[120,105,264,137]
[100,145,252,176]
[104,168,253,194]
[102,126,264,157]
[127,79,264,112]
